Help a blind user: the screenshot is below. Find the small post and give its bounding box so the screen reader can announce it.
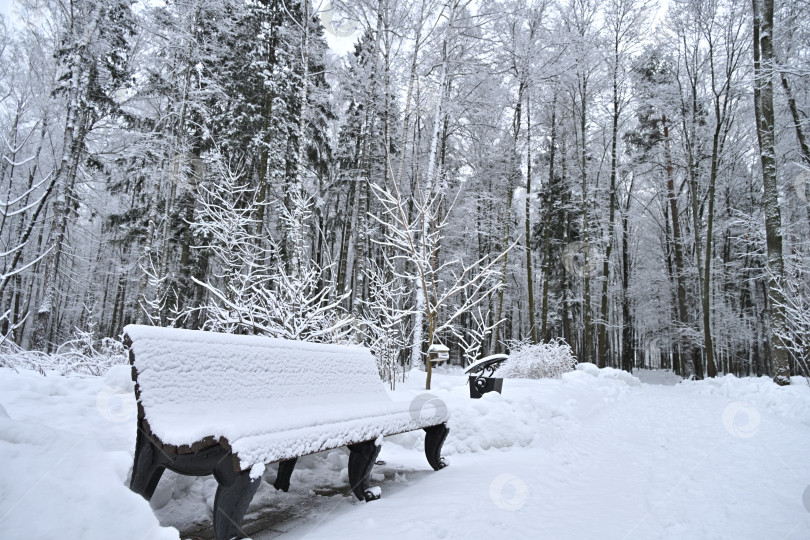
[426,343,450,390]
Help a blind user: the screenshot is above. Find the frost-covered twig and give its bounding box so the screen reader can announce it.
[182,153,354,343]
[772,259,810,380]
[370,179,514,376]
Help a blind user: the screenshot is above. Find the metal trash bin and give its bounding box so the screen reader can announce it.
[464,354,508,399]
[468,375,504,398]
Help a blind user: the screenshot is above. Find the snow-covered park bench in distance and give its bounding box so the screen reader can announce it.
[123,325,449,540]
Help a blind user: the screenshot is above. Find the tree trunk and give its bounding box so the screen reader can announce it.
[418,0,456,388]
[620,201,633,373]
[685,80,705,379]
[753,0,790,385]
[349,3,384,311]
[776,63,810,167]
[492,79,526,354]
[394,0,426,188]
[525,91,537,344]
[702,119,721,379]
[599,57,620,368]
[579,76,593,365]
[31,103,91,350]
[540,97,557,341]
[663,115,693,377]
[289,0,311,275]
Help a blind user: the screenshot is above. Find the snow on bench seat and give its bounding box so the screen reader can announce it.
[124,325,446,470]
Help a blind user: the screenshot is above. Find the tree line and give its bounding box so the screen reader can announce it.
[0,0,808,385]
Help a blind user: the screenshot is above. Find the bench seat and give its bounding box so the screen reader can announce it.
[123,325,449,540]
[145,397,436,467]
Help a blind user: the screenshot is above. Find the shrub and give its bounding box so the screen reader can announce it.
[0,329,126,376]
[496,338,577,379]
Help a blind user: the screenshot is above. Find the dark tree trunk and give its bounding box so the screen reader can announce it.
[753,0,790,385]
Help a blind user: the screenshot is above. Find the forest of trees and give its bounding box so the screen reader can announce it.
[0,0,808,385]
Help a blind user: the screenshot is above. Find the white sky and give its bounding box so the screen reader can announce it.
[323,29,358,56]
[0,0,357,55]
[0,0,12,19]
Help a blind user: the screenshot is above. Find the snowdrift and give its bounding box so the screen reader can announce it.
[1,361,808,539]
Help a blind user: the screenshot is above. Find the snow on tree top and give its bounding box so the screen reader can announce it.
[123,325,448,470]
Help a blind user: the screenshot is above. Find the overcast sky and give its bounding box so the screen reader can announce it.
[0,0,16,28]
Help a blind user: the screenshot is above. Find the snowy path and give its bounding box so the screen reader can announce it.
[2,365,809,540]
[254,381,810,540]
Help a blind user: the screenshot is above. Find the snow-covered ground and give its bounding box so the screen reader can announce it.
[1,363,809,539]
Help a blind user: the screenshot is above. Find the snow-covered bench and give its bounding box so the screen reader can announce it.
[123,325,449,540]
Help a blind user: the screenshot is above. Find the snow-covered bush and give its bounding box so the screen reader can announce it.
[54,329,127,376]
[181,153,354,343]
[496,339,578,379]
[0,329,126,376]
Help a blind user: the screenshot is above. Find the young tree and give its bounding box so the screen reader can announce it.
[370,178,512,389]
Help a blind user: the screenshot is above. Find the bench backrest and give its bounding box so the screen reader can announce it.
[124,325,386,415]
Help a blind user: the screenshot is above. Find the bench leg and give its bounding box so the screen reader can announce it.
[347,440,382,501]
[213,469,261,540]
[273,458,297,492]
[424,423,449,471]
[130,426,166,500]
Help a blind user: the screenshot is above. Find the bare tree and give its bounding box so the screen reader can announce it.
[370,178,512,389]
